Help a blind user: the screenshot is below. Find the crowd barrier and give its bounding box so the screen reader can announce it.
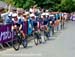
[0,21,28,49]
[70,15,75,21]
[0,24,12,43]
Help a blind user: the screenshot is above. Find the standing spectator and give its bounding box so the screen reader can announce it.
[0,7,4,24]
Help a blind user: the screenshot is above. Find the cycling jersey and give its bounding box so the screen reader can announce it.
[50,14,55,25]
[43,19,48,25]
[31,18,38,31]
[55,14,59,20]
[33,21,37,27]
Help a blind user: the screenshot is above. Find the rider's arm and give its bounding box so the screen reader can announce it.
[12,25,17,31]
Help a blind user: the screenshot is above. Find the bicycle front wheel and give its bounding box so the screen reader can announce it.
[12,36,20,51]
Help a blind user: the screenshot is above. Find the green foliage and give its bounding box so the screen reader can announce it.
[1,0,75,12]
[4,0,14,5]
[13,0,35,9]
[23,0,35,9]
[57,0,75,12]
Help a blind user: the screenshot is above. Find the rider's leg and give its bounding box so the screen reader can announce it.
[51,25,54,35]
[20,31,27,46]
[20,31,27,42]
[20,31,26,39]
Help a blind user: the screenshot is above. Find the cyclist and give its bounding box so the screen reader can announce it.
[60,12,65,29]
[30,13,38,31]
[40,12,50,40]
[12,13,26,44]
[45,12,51,37]
[49,12,55,35]
[30,13,42,45]
[54,12,60,31]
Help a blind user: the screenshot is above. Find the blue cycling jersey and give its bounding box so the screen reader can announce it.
[55,14,60,20]
[31,18,38,27]
[33,20,37,27]
[43,19,48,25]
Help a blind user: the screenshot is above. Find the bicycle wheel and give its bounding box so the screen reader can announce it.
[38,36,42,44]
[40,31,46,43]
[12,36,20,51]
[34,35,38,45]
[22,39,28,48]
[33,32,39,45]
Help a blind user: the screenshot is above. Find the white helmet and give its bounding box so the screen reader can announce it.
[45,13,49,16]
[12,13,17,17]
[41,13,46,16]
[30,13,35,17]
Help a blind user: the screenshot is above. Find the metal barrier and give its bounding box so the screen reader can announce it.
[0,21,28,49]
[0,24,12,49]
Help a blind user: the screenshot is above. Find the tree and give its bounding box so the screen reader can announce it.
[2,0,75,12]
[33,0,54,8]
[13,0,35,9]
[57,0,75,12]
[3,0,14,5]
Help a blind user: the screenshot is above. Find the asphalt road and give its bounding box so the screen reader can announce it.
[0,21,75,57]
